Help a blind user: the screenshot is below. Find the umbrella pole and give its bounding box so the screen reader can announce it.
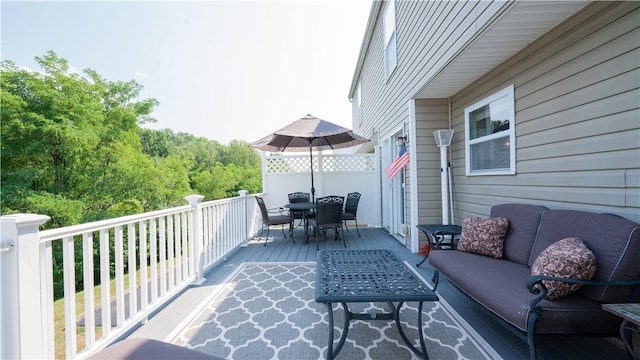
[309,146,315,202]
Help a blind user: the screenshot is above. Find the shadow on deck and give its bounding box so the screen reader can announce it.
[130,227,627,360]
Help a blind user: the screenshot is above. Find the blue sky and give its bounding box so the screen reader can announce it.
[1,0,372,145]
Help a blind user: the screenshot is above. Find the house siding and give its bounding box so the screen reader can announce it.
[449,1,640,222]
[415,98,450,225]
[354,0,513,237]
[353,0,511,143]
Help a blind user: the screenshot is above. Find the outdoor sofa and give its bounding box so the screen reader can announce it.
[428,203,640,360]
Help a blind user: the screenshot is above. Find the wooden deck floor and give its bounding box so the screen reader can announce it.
[130,227,627,360]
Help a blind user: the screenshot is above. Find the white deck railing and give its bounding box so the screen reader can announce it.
[0,191,262,359]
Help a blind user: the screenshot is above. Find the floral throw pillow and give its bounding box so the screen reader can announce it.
[456,216,509,258]
[530,237,596,300]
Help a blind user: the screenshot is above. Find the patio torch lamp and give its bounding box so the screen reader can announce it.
[433,129,455,225]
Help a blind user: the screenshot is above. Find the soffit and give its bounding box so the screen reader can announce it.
[414,1,589,99]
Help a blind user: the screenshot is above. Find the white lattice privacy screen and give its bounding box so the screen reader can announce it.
[266,154,377,173]
[262,153,381,227]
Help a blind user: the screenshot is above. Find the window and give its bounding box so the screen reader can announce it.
[383,0,397,80]
[464,85,516,175]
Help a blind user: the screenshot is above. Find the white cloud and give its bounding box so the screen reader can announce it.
[133,71,149,78]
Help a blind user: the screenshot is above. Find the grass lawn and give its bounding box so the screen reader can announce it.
[54,273,134,359]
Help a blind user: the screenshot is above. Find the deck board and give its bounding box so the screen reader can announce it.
[129,227,627,359]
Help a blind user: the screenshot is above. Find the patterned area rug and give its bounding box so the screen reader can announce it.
[170,262,501,360]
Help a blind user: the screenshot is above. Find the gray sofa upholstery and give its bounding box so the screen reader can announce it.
[88,338,223,360]
[428,203,640,360]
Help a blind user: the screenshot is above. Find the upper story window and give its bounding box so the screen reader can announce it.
[383,0,397,80]
[464,85,516,176]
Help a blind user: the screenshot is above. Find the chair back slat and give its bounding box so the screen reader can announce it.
[288,192,310,203]
[344,192,361,215]
[256,196,269,222]
[288,192,311,219]
[316,196,344,226]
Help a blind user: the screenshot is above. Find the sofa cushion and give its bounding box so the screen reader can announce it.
[490,203,547,265]
[88,338,222,359]
[457,216,509,258]
[529,210,640,303]
[531,237,596,300]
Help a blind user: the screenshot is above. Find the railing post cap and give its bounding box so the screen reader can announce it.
[185,194,205,205]
[0,213,50,227]
[238,190,249,197]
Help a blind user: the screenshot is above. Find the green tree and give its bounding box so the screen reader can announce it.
[1,51,162,225]
[1,51,267,299]
[140,129,262,200]
[222,140,261,167]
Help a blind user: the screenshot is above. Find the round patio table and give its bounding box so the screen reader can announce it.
[285,202,316,243]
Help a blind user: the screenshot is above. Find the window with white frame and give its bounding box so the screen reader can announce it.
[383,0,397,80]
[465,85,516,175]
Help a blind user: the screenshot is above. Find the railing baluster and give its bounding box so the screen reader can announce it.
[159,216,167,297]
[114,226,125,326]
[127,223,137,319]
[174,216,182,282]
[182,212,188,279]
[204,207,210,264]
[41,240,55,358]
[139,220,148,309]
[82,232,95,348]
[167,215,175,290]
[149,218,158,303]
[99,229,111,337]
[62,236,77,359]
[215,205,221,259]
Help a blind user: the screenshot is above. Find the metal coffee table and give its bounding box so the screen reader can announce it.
[315,249,438,360]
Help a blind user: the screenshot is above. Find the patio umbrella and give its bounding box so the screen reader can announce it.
[251,114,369,201]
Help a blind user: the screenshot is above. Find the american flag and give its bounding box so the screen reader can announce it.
[385,145,410,179]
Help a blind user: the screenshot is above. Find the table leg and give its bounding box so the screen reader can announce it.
[621,319,639,360]
[326,303,334,360]
[325,302,350,360]
[418,301,428,359]
[394,301,429,360]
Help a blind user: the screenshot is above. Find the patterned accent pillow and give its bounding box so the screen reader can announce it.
[530,237,596,300]
[457,216,509,258]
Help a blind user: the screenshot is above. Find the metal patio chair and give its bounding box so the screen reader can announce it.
[255,196,293,245]
[342,192,361,236]
[308,195,345,250]
[288,192,311,230]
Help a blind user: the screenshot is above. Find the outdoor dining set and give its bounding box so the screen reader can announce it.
[255,191,361,249]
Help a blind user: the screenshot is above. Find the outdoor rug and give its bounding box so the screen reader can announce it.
[170,262,502,360]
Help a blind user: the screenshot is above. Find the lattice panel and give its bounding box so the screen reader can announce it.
[322,155,377,172]
[266,155,376,173]
[266,156,314,173]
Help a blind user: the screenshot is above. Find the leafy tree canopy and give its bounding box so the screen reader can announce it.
[1,51,262,229]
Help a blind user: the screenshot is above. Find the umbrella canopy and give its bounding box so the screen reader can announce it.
[251,114,369,200]
[251,114,369,152]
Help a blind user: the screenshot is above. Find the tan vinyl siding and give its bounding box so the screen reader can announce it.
[415,99,450,224]
[354,1,511,143]
[449,1,640,222]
